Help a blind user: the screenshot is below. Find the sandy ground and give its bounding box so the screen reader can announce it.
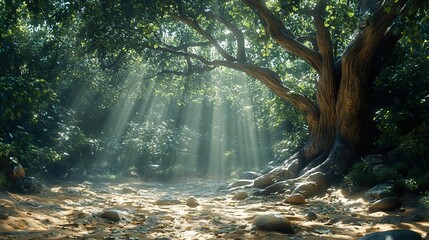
[0,177,428,240]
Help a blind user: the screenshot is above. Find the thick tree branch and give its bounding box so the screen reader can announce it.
[143,42,320,127]
[344,0,408,60]
[221,62,321,128]
[203,11,247,62]
[310,0,337,111]
[243,0,322,73]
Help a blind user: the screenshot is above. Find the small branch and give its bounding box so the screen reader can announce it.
[296,36,319,52]
[100,50,126,69]
[203,11,247,62]
[173,14,237,62]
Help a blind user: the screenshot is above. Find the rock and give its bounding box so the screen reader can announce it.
[284,193,306,205]
[9,177,43,194]
[369,196,401,212]
[156,237,173,240]
[0,212,9,220]
[122,187,137,194]
[239,171,261,180]
[364,183,394,200]
[306,212,318,221]
[101,210,121,222]
[227,179,254,189]
[185,196,199,208]
[252,214,294,234]
[306,172,328,189]
[292,182,319,198]
[155,197,181,206]
[411,213,424,222]
[359,229,422,240]
[254,181,289,196]
[232,191,249,200]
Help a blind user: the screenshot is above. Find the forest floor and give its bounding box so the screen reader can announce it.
[0,177,428,240]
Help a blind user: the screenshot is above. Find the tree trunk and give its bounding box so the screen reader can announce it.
[228,0,413,195]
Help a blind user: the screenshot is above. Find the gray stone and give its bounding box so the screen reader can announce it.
[122,187,137,194]
[185,196,199,208]
[292,182,319,197]
[306,212,317,221]
[227,179,254,189]
[359,229,422,240]
[9,177,43,194]
[252,214,294,234]
[369,196,401,212]
[364,183,394,200]
[232,191,249,200]
[239,171,261,180]
[306,172,328,190]
[411,213,424,222]
[284,193,306,205]
[155,197,181,206]
[0,212,9,220]
[101,210,121,222]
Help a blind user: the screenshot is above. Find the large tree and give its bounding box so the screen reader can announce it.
[6,0,427,191]
[79,0,427,191]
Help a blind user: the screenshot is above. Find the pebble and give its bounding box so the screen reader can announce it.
[0,212,9,220]
[101,210,121,222]
[185,196,199,208]
[306,212,318,221]
[232,191,249,200]
[284,193,306,205]
[252,214,294,234]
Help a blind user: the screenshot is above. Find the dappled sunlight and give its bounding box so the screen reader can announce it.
[1,179,427,239]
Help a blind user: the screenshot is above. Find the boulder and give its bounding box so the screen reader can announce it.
[368,196,401,212]
[252,214,294,234]
[292,182,319,198]
[306,172,328,190]
[359,229,422,240]
[9,177,43,194]
[364,183,394,201]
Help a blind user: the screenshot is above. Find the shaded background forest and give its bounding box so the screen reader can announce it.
[1,1,429,195]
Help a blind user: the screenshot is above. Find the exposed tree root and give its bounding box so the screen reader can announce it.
[227,141,357,197]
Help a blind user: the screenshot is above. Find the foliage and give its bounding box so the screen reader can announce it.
[120,120,193,179]
[345,157,429,194]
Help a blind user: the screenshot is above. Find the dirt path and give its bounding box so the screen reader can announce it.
[0,178,428,239]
